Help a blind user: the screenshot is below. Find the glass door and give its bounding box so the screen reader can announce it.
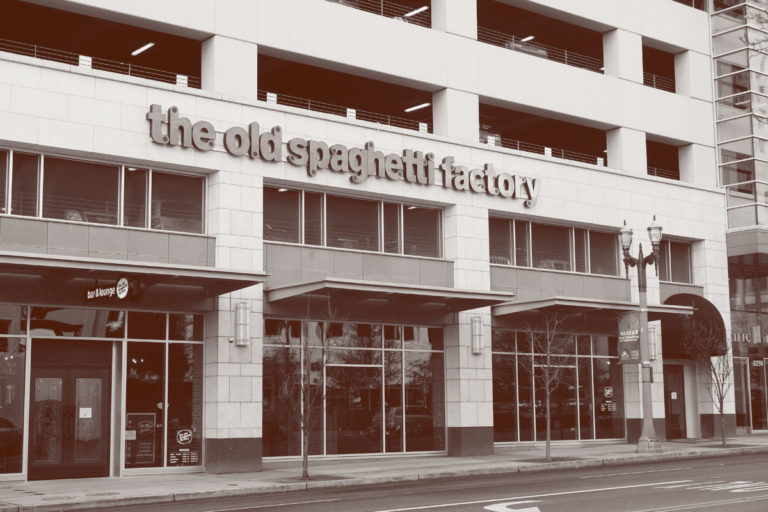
[750,358,767,430]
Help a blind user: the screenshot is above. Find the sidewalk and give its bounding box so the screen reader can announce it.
[2,436,768,512]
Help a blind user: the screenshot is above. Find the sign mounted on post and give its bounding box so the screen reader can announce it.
[618,311,640,364]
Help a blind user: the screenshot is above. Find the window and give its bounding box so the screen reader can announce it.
[0,149,205,234]
[658,240,693,283]
[489,218,618,276]
[263,186,442,258]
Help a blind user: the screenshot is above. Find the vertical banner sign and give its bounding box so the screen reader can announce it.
[618,311,641,364]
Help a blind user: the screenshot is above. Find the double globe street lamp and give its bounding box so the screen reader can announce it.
[619,216,663,453]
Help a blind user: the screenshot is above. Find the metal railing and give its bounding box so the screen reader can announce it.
[672,0,707,11]
[257,91,433,133]
[477,27,604,73]
[0,37,201,88]
[481,133,606,167]
[647,166,680,180]
[326,0,431,28]
[643,72,676,93]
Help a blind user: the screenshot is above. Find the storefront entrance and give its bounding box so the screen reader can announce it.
[664,364,686,439]
[29,340,111,480]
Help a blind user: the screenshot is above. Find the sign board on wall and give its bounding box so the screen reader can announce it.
[85,277,130,302]
[126,412,156,465]
[618,311,640,364]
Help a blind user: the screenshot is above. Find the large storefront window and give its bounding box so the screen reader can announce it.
[489,218,619,276]
[263,319,445,456]
[0,305,26,474]
[0,149,205,234]
[263,186,442,258]
[492,330,624,442]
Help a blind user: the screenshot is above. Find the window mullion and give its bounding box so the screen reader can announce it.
[37,154,44,218]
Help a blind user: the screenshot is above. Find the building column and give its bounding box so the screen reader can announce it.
[432,88,480,143]
[603,29,643,84]
[607,127,647,174]
[679,143,717,187]
[204,171,264,473]
[443,204,494,455]
[431,0,477,39]
[201,36,259,100]
[675,50,713,101]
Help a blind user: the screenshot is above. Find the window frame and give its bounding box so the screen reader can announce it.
[658,239,694,284]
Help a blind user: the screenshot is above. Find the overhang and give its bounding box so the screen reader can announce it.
[493,296,694,320]
[266,278,516,312]
[0,252,265,301]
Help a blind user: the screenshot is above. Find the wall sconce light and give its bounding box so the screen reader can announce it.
[471,316,483,355]
[230,302,250,347]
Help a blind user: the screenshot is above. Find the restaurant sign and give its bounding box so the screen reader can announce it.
[85,277,129,302]
[147,104,542,207]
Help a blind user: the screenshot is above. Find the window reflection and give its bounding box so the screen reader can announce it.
[125,342,164,468]
[11,153,38,217]
[167,344,202,466]
[0,337,25,473]
[42,157,119,225]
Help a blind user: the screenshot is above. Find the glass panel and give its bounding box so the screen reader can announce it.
[304,191,323,246]
[749,358,767,429]
[0,337,25,473]
[574,228,587,273]
[32,377,62,465]
[589,231,618,276]
[404,326,442,350]
[326,195,379,251]
[755,93,768,118]
[264,319,301,346]
[403,206,440,257]
[125,342,164,467]
[578,357,594,439]
[304,321,325,455]
[124,167,148,228]
[263,345,301,456]
[128,312,165,339]
[404,351,444,451]
[751,48,768,74]
[658,240,671,281]
[384,350,403,452]
[717,93,752,120]
[531,223,571,271]
[594,358,625,438]
[325,366,382,454]
[492,330,516,352]
[514,220,530,266]
[713,6,746,33]
[670,241,692,283]
[592,335,617,356]
[728,204,758,227]
[383,203,400,254]
[721,159,756,184]
[714,0,744,12]
[719,115,753,140]
[748,27,768,48]
[11,152,38,217]
[169,314,203,341]
[727,182,757,206]
[167,344,203,466]
[720,138,754,162]
[74,378,102,463]
[327,347,381,365]
[29,308,124,338]
[758,204,768,224]
[517,355,534,441]
[713,28,748,56]
[0,305,27,334]
[150,172,203,234]
[534,358,577,440]
[326,323,381,349]
[42,157,118,224]
[488,218,511,265]
[577,335,591,355]
[0,150,6,214]
[715,49,749,76]
[734,358,750,427]
[384,325,401,349]
[716,70,750,98]
[493,353,517,442]
[263,187,299,243]
[754,115,768,138]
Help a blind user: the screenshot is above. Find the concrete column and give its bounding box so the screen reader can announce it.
[431,0,477,39]
[201,35,259,99]
[675,50,713,101]
[443,204,494,456]
[603,29,643,84]
[679,143,717,187]
[432,88,480,143]
[204,170,265,473]
[607,127,647,174]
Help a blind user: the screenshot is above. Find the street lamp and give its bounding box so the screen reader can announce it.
[620,216,663,453]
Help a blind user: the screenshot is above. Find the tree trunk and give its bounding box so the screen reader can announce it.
[719,401,727,449]
[545,383,551,462]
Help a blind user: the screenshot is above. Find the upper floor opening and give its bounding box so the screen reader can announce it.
[327,0,432,28]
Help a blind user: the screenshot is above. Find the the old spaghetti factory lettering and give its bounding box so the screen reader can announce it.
[147,104,541,207]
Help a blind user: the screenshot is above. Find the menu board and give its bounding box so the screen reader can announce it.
[168,428,200,466]
[126,413,156,465]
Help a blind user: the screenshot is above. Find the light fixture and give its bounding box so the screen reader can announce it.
[127,167,137,171]
[131,42,155,57]
[647,215,663,250]
[404,102,430,113]
[471,316,483,355]
[404,5,428,17]
[521,35,535,42]
[230,302,250,347]
[277,188,289,192]
[407,205,417,210]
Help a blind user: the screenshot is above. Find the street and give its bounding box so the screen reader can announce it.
[106,453,768,512]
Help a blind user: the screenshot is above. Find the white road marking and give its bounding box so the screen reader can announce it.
[204,498,342,512]
[372,480,693,512]
[580,467,692,479]
[484,501,541,512]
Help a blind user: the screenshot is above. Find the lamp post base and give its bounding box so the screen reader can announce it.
[636,436,663,453]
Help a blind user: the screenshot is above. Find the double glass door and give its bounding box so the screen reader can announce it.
[29,340,111,480]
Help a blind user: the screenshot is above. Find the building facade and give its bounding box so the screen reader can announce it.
[0,0,731,481]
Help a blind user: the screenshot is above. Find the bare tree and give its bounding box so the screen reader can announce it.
[681,318,731,448]
[523,312,574,462]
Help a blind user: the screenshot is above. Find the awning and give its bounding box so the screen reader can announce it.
[266,278,516,312]
[0,252,265,305]
[493,296,694,318]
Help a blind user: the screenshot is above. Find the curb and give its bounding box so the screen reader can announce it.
[6,446,768,511]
